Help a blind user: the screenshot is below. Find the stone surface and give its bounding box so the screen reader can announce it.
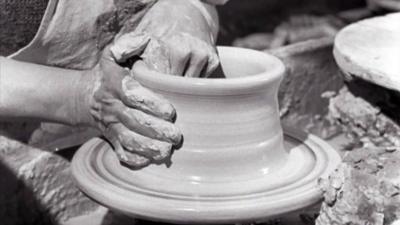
[321,69,400,224]
[316,146,400,225]
[328,81,400,148]
[0,136,97,225]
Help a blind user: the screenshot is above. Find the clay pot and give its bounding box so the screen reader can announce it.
[72,47,340,223]
[131,46,286,196]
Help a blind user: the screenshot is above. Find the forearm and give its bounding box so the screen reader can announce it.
[150,0,220,43]
[0,57,84,125]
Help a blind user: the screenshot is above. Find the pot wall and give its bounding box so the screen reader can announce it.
[133,47,287,196]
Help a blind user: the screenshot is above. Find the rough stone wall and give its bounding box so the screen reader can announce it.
[0,136,97,225]
[316,146,400,225]
[316,74,400,224]
[328,79,400,148]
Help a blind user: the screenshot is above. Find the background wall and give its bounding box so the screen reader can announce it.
[217,0,365,44]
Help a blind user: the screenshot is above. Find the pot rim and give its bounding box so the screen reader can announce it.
[132,46,285,95]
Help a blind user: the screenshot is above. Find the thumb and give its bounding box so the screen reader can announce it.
[110,33,151,63]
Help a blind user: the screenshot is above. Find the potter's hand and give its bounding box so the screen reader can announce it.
[111,0,220,77]
[81,50,182,168]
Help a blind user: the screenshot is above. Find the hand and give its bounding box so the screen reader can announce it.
[79,48,182,168]
[111,0,220,77]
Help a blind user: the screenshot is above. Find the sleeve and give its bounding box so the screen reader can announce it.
[201,0,229,5]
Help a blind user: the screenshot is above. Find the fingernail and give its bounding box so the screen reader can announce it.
[170,126,183,146]
[161,104,176,121]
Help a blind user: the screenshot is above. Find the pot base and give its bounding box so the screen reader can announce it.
[72,127,340,224]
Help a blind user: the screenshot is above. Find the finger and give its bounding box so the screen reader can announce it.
[110,33,151,63]
[121,77,176,121]
[105,99,181,144]
[90,97,120,127]
[120,150,151,169]
[117,105,182,145]
[104,129,128,161]
[114,123,173,162]
[104,126,150,168]
[184,51,208,77]
[141,39,171,74]
[169,46,191,75]
[204,51,220,77]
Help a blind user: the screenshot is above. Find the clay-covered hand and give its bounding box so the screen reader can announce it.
[79,49,182,168]
[111,0,219,77]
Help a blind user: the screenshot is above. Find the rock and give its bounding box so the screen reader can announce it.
[316,146,400,225]
[328,83,400,148]
[0,136,98,225]
[322,42,400,222]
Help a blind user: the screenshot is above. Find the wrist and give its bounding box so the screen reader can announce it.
[73,69,98,127]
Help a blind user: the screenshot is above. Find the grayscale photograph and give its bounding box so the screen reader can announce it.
[0,0,399,224]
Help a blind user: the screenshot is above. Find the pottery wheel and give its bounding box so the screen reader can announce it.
[72,128,340,224]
